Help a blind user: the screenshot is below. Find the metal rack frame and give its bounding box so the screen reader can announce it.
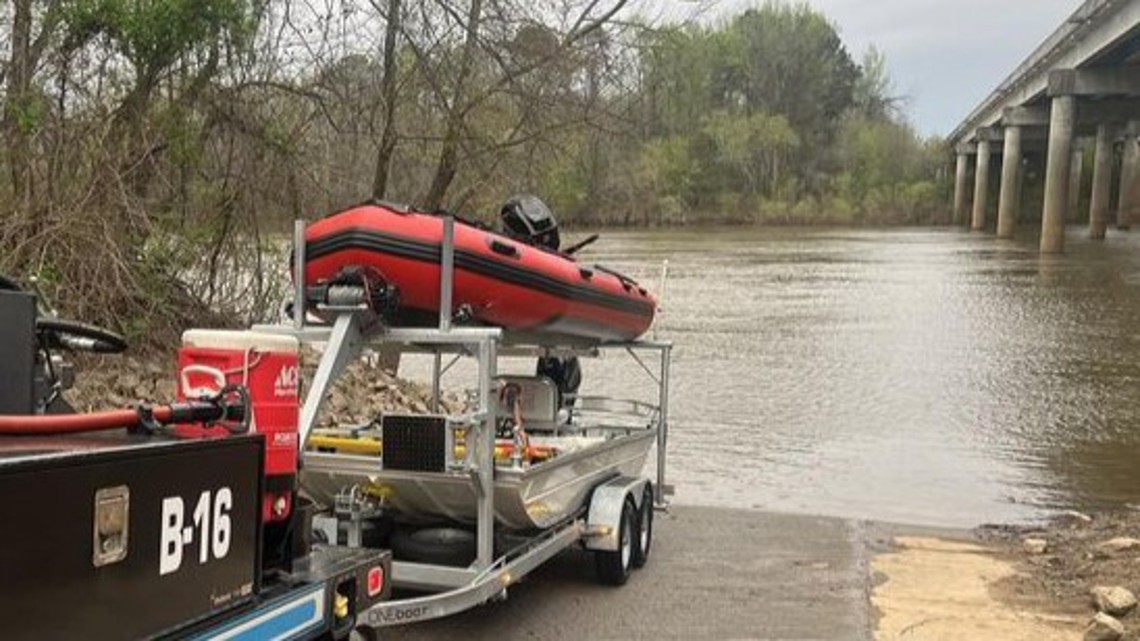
[251,217,672,627]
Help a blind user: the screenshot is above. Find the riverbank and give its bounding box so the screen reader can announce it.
[873,509,1140,641]
[977,510,1140,641]
[559,201,950,228]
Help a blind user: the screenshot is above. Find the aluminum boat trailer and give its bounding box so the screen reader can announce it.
[247,218,674,630]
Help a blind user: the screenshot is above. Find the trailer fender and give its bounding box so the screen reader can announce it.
[583,476,649,552]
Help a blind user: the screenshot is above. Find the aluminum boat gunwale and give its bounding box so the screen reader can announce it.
[302,427,658,530]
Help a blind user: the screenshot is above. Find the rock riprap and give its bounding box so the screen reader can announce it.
[1091,586,1138,617]
[1084,612,1125,641]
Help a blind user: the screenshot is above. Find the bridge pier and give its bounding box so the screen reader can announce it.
[953,152,971,226]
[1119,128,1140,230]
[971,139,991,231]
[996,126,1022,238]
[1089,124,1113,240]
[1068,143,1084,222]
[1041,95,1076,253]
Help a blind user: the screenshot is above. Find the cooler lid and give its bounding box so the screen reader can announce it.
[181,329,299,353]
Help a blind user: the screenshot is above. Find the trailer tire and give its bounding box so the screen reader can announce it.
[595,498,636,586]
[391,526,477,567]
[632,485,653,569]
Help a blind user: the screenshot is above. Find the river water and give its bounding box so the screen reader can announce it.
[408,226,1140,528]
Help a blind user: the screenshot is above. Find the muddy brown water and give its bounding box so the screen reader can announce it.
[402,226,1140,528]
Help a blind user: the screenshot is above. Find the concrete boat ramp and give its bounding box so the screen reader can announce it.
[390,506,1079,640]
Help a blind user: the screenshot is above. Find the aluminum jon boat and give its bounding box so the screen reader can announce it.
[301,394,660,531]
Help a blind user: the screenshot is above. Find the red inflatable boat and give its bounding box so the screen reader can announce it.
[304,201,657,343]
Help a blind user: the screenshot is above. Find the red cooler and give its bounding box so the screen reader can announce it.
[177,330,300,523]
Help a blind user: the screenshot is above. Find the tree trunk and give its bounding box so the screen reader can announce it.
[371,0,402,200]
[422,0,483,210]
[7,0,35,217]
[111,71,162,206]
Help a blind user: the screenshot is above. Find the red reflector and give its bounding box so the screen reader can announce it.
[367,566,384,597]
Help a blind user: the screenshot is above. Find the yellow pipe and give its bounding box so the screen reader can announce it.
[308,435,381,455]
[306,435,555,462]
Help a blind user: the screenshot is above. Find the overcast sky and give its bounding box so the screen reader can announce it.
[661,0,1082,136]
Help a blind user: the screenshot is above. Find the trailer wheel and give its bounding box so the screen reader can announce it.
[632,485,653,569]
[391,526,477,567]
[595,498,635,586]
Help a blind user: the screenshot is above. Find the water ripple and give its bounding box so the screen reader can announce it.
[583,226,1140,527]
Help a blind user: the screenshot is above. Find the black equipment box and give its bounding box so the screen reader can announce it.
[0,290,36,414]
[0,433,264,640]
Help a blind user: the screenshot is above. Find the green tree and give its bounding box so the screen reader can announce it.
[62,0,258,118]
[727,4,859,135]
[700,110,800,196]
[853,46,901,120]
[640,2,860,201]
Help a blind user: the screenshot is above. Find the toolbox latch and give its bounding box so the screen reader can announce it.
[93,485,130,567]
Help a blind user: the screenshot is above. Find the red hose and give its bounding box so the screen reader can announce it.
[0,406,174,435]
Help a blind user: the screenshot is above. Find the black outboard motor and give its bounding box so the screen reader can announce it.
[537,355,581,409]
[501,194,561,251]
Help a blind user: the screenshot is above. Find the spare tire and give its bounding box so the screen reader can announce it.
[390,527,477,567]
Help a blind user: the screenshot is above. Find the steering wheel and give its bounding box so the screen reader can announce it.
[0,272,128,353]
[36,317,129,354]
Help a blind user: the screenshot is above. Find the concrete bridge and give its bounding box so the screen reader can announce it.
[948,0,1140,252]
